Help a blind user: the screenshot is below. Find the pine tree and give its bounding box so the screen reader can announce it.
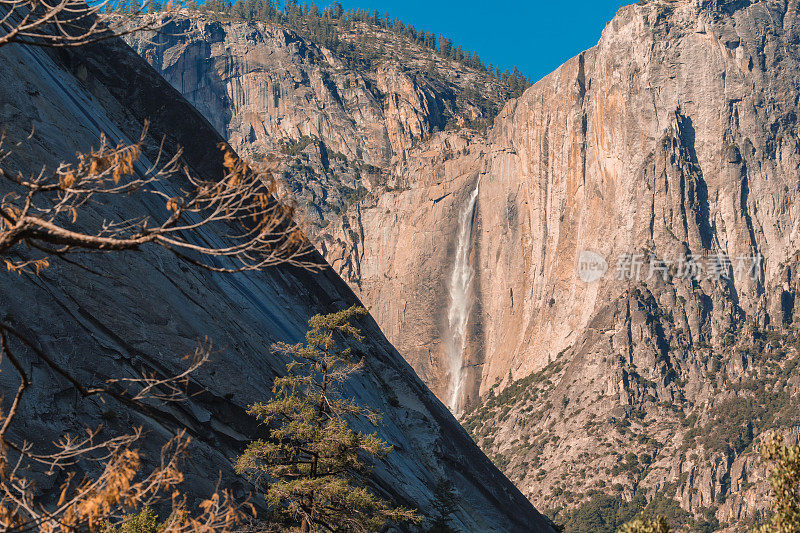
[115,0,130,14]
[438,35,452,58]
[235,306,420,533]
[428,478,458,533]
[755,433,800,533]
[507,66,531,98]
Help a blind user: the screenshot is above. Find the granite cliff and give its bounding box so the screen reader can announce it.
[126,14,511,235]
[336,0,800,528]
[127,1,800,529]
[0,28,554,532]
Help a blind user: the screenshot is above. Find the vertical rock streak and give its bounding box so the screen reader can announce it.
[447,181,480,415]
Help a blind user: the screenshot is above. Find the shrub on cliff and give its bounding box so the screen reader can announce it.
[617,514,670,533]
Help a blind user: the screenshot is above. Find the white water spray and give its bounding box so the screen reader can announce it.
[446,180,480,415]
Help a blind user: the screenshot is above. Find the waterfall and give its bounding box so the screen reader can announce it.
[446,180,480,415]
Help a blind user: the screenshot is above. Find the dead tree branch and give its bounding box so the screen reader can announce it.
[0,0,178,49]
[0,129,321,273]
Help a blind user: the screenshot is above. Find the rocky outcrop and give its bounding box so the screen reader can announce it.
[134,18,390,166]
[125,15,508,232]
[0,34,555,532]
[376,64,443,159]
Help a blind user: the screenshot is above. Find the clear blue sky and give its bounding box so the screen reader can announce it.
[316,0,628,83]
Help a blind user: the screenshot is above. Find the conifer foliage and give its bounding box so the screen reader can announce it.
[235,305,420,532]
[756,433,800,533]
[616,514,671,533]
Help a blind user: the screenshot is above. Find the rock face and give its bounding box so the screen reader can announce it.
[323,131,491,410]
[126,16,508,233]
[134,17,391,166]
[330,0,800,527]
[126,1,800,527]
[0,35,555,532]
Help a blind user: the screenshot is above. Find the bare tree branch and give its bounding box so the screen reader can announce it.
[0,427,253,532]
[0,329,28,441]
[0,0,179,49]
[0,129,322,274]
[0,325,254,531]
